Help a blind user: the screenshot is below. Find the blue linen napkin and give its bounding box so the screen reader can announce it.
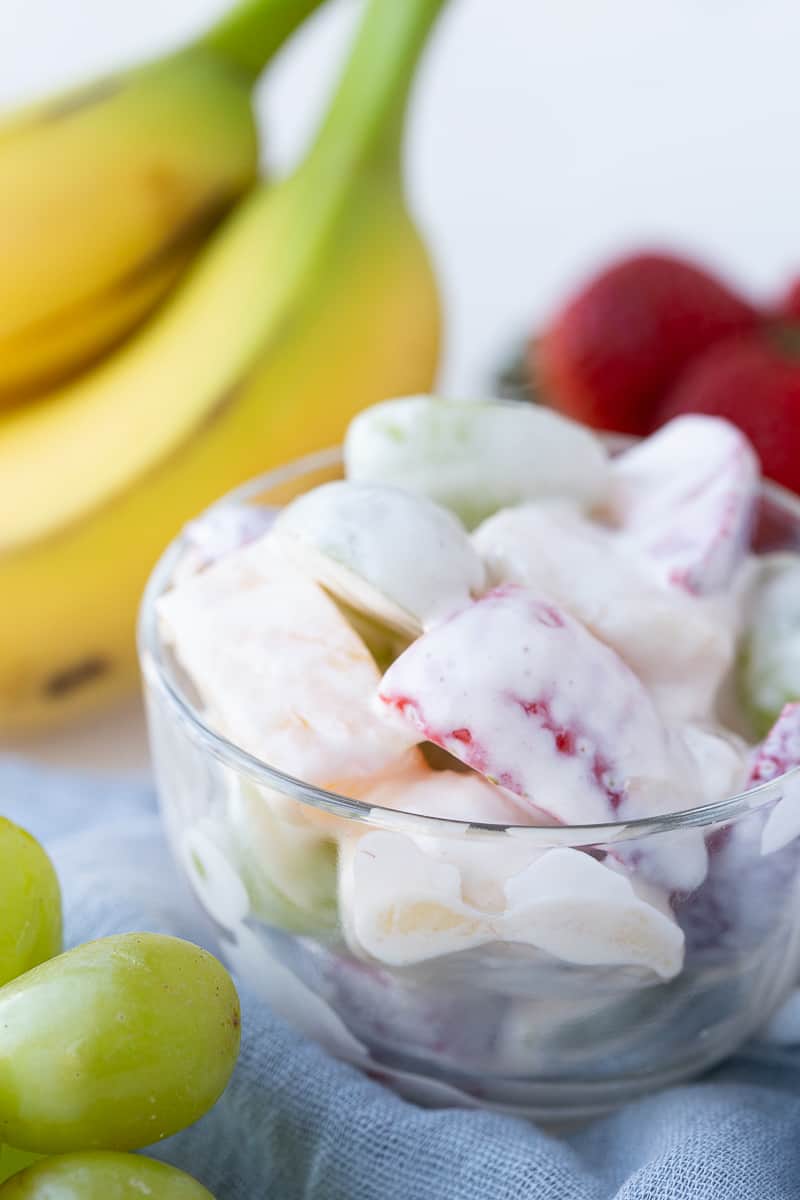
[3,756,800,1200]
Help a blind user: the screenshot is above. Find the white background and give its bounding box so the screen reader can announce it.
[3,0,800,767]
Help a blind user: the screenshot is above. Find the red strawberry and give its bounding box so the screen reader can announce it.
[531,251,760,436]
[775,277,800,321]
[748,702,800,785]
[654,328,800,494]
[613,414,759,595]
[377,585,684,826]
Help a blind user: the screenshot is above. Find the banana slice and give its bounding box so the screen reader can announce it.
[157,538,418,781]
[271,480,484,638]
[611,415,759,595]
[474,502,736,722]
[340,831,684,979]
[339,831,494,965]
[344,395,610,528]
[377,585,696,824]
[357,764,538,912]
[502,848,684,980]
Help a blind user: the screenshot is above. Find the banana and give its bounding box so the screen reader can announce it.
[0,0,324,403]
[0,0,444,734]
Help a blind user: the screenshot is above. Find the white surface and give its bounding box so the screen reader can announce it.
[4,0,800,392]
[3,0,800,769]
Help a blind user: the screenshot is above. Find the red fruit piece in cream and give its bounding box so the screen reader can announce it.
[612,415,759,595]
[748,702,800,785]
[474,502,736,722]
[377,586,691,825]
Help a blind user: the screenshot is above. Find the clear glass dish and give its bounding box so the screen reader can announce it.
[138,446,800,1122]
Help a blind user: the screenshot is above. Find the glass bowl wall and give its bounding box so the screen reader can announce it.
[138,448,800,1121]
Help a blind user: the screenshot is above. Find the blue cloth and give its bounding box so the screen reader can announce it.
[3,756,800,1200]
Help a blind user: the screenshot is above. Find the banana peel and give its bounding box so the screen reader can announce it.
[0,0,444,733]
[0,0,324,403]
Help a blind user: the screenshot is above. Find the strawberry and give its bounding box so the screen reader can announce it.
[612,414,759,595]
[748,702,800,785]
[377,585,691,826]
[681,702,800,956]
[775,277,800,321]
[654,328,800,494]
[531,251,760,435]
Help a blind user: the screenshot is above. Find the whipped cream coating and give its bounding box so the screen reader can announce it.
[340,831,683,979]
[174,501,277,583]
[474,502,737,722]
[272,480,484,637]
[157,538,411,783]
[362,761,532,827]
[344,395,611,528]
[610,414,759,595]
[377,584,733,825]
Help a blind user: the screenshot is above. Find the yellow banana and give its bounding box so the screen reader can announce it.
[0,0,444,734]
[0,0,324,403]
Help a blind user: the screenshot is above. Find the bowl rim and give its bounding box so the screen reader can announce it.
[137,441,800,846]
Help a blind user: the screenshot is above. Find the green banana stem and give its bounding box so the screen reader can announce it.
[305,0,447,179]
[201,0,326,80]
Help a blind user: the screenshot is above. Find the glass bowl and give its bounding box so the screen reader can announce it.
[138,447,800,1123]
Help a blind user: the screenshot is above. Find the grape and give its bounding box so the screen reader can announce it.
[0,1147,41,1186]
[227,782,339,936]
[0,1151,214,1197]
[344,395,610,528]
[0,934,240,1153]
[737,554,800,736]
[0,818,61,988]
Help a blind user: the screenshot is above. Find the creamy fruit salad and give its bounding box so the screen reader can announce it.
[156,398,800,991]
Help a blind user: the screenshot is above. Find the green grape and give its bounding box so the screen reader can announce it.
[331,595,411,673]
[0,933,240,1153]
[344,395,609,528]
[0,1151,215,1197]
[0,818,61,987]
[737,553,800,736]
[229,782,339,937]
[0,1147,41,1186]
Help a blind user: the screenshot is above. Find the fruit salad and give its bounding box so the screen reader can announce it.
[146,396,800,1116]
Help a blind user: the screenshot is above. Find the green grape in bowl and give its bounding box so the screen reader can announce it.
[737,553,800,735]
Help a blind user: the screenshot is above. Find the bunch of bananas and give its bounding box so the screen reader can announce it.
[0,0,444,734]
